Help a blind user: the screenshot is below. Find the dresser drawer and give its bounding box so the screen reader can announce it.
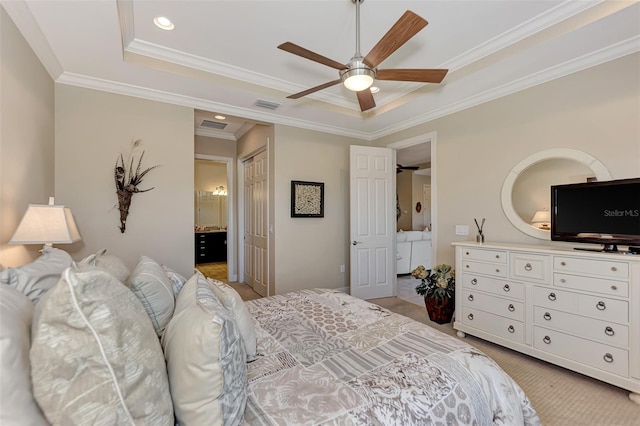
[462,290,524,321]
[461,275,525,300]
[461,260,507,278]
[510,253,551,283]
[534,327,629,377]
[461,307,524,343]
[577,293,628,325]
[461,248,507,263]
[554,273,629,298]
[554,257,628,279]
[533,306,629,348]
[533,286,576,312]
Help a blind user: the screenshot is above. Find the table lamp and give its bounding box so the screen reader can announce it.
[9,197,81,247]
[531,209,551,230]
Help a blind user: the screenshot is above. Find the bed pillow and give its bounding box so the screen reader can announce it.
[0,284,49,425]
[208,278,257,362]
[30,268,173,425]
[162,274,247,426]
[74,248,130,283]
[162,264,188,297]
[0,246,72,303]
[128,256,175,337]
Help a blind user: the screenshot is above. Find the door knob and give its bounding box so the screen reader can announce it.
[352,241,363,245]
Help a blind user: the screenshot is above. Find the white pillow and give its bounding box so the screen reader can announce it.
[128,256,175,337]
[208,278,257,362]
[74,248,130,283]
[162,274,247,426]
[0,246,72,303]
[162,264,188,298]
[30,268,173,425]
[0,285,49,425]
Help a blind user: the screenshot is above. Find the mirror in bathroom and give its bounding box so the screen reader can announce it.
[195,190,228,230]
[501,149,612,240]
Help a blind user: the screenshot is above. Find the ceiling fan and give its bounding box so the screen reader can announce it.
[397,164,420,174]
[278,0,448,112]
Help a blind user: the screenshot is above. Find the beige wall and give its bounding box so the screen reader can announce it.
[195,135,236,158]
[412,172,431,230]
[374,53,640,266]
[55,85,195,277]
[194,160,227,192]
[396,170,412,231]
[0,8,55,267]
[272,125,363,294]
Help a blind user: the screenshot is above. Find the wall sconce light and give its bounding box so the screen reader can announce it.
[531,209,551,230]
[9,197,81,247]
[213,186,227,196]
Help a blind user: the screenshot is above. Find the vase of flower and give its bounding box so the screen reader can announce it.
[412,264,456,324]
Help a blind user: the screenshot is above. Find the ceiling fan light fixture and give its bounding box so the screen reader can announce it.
[341,64,375,92]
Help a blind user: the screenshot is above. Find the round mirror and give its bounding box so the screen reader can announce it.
[501,149,612,240]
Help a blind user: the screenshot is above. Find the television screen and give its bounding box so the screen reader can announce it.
[551,178,640,251]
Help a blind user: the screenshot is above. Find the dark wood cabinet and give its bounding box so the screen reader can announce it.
[195,231,227,264]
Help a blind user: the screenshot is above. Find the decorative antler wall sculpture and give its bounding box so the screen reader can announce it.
[114,140,159,233]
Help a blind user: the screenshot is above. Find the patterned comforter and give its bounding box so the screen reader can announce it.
[243,289,540,426]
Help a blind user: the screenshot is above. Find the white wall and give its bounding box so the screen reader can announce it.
[272,125,362,294]
[0,8,55,267]
[373,53,640,266]
[54,85,195,277]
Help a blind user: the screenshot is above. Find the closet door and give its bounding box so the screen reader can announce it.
[243,150,268,296]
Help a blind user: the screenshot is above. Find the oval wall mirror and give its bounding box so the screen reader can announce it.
[501,149,612,240]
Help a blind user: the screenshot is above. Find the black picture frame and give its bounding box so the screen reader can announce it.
[291,180,324,218]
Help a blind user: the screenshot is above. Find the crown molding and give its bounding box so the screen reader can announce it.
[195,128,236,141]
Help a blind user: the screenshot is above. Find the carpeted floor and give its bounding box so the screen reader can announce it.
[196,268,640,425]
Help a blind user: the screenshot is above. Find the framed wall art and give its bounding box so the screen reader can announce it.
[291,180,324,218]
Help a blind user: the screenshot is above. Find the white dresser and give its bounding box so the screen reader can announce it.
[453,242,640,402]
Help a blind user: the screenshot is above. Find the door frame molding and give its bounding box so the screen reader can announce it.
[195,154,237,282]
[386,131,438,267]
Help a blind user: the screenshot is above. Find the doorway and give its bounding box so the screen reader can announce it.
[387,132,437,306]
[194,154,236,282]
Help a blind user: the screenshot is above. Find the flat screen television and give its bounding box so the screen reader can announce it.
[551,178,640,252]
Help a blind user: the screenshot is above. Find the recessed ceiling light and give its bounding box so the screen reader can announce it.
[214,115,226,120]
[153,16,174,31]
[370,86,380,94]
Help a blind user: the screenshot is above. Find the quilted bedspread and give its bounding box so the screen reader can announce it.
[243,289,540,426]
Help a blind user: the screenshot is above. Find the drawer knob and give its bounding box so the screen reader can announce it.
[611,285,618,291]
[508,325,515,333]
[548,293,556,301]
[543,336,551,344]
[611,266,617,272]
[467,313,474,320]
[503,284,510,292]
[495,255,500,259]
[508,304,515,312]
[603,353,614,363]
[466,265,470,269]
[596,301,606,311]
[524,263,532,271]
[605,326,615,336]
[560,261,566,266]
[543,312,552,321]
[560,278,566,283]
[468,294,474,301]
[466,251,470,255]
[496,269,500,273]
[471,278,478,285]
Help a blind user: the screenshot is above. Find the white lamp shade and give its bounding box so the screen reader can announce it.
[531,210,551,224]
[10,204,81,244]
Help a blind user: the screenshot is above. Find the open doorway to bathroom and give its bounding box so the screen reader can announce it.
[194,158,230,282]
[388,133,436,307]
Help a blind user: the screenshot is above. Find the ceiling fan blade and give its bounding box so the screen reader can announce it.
[363,11,428,69]
[376,68,448,83]
[356,89,376,111]
[278,42,348,71]
[286,79,342,99]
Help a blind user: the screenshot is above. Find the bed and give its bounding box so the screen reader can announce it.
[243,288,540,425]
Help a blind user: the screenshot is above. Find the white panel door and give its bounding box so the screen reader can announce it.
[349,145,395,299]
[243,150,268,296]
